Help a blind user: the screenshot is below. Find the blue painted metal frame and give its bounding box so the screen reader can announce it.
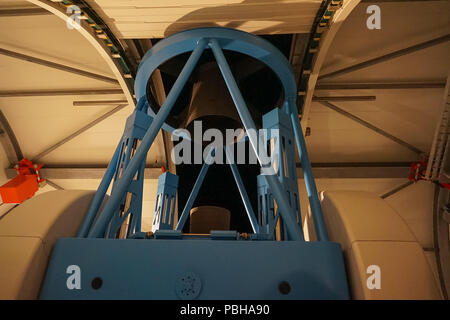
[257,175,277,238]
[152,172,179,232]
[134,28,297,133]
[77,140,121,237]
[40,238,349,300]
[87,40,207,238]
[256,108,303,240]
[81,26,327,241]
[78,97,151,238]
[40,27,350,300]
[224,145,260,233]
[105,104,152,238]
[175,145,261,233]
[209,38,304,241]
[175,147,215,231]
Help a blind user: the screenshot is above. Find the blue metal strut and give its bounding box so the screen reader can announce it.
[88,39,207,238]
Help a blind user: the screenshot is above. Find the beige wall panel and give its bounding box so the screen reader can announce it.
[33,179,159,232]
[0,190,95,253]
[0,102,131,164]
[319,190,442,299]
[350,241,441,299]
[424,250,443,298]
[87,0,322,38]
[0,237,48,299]
[299,178,405,240]
[0,190,97,299]
[385,180,435,249]
[305,98,440,162]
[322,44,450,83]
[1,0,35,9]
[0,15,115,82]
[0,55,118,92]
[321,1,450,76]
[320,190,416,249]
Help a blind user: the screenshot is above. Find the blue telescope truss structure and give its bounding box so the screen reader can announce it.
[40,27,349,300]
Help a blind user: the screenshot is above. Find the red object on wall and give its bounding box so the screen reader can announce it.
[0,175,38,203]
[408,159,427,182]
[440,183,450,190]
[13,158,45,183]
[0,158,44,203]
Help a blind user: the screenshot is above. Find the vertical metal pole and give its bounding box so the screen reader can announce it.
[288,98,329,241]
[225,145,260,233]
[175,147,214,231]
[269,207,280,236]
[77,140,121,237]
[129,160,146,233]
[210,39,303,241]
[88,39,207,238]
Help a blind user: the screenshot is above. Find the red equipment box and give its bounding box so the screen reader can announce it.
[0,174,39,203]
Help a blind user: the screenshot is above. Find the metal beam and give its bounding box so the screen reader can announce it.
[318,35,450,81]
[320,101,425,155]
[0,203,18,220]
[45,179,64,190]
[27,0,135,106]
[73,100,128,107]
[315,81,446,91]
[304,163,411,179]
[150,68,176,173]
[0,109,23,163]
[0,89,123,97]
[0,8,52,17]
[425,73,450,181]
[5,167,162,180]
[380,180,414,199]
[434,185,450,298]
[5,163,411,180]
[289,33,309,82]
[31,104,127,162]
[312,95,376,101]
[0,48,119,84]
